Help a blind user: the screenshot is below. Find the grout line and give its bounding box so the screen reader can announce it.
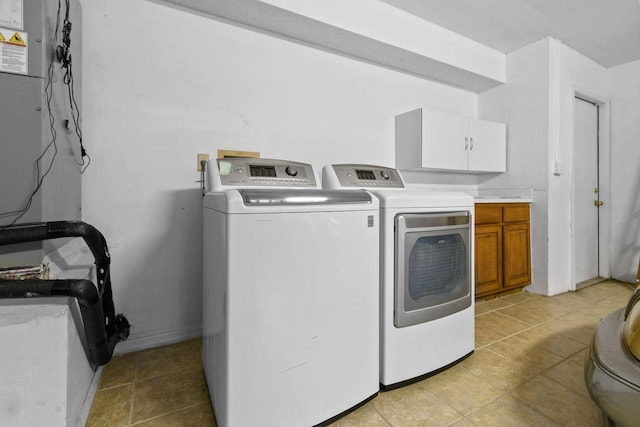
[134,364,203,383]
[127,353,141,427]
[129,402,209,426]
[368,402,394,427]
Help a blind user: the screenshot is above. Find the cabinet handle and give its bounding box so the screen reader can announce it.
[470,137,474,150]
[594,200,604,207]
[465,136,469,151]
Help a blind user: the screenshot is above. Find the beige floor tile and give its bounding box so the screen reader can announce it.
[328,403,391,427]
[542,358,591,399]
[475,298,514,313]
[446,417,478,427]
[458,349,537,391]
[582,300,626,320]
[474,303,491,315]
[579,281,632,301]
[553,311,599,329]
[132,402,216,427]
[372,382,462,427]
[513,375,602,427]
[131,367,210,424]
[466,395,560,426]
[487,335,564,374]
[475,323,509,348]
[544,291,592,308]
[495,300,558,325]
[100,352,139,389]
[88,281,627,427]
[570,348,588,365]
[498,290,537,304]
[540,293,590,312]
[514,326,586,358]
[136,338,202,380]
[475,311,531,336]
[538,314,597,345]
[417,365,503,415]
[86,384,133,427]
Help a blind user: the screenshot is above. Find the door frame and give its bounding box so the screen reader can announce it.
[570,88,611,290]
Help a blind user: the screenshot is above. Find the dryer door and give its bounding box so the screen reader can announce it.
[395,212,472,328]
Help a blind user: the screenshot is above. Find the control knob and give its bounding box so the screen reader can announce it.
[380,170,390,180]
[285,166,298,177]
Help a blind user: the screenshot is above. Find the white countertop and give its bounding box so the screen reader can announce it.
[475,197,532,203]
[402,184,534,203]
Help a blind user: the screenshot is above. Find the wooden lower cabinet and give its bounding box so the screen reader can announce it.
[475,203,531,298]
[475,224,502,296]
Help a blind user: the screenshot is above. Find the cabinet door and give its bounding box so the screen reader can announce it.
[475,224,502,297]
[503,222,531,288]
[467,118,506,172]
[421,109,468,171]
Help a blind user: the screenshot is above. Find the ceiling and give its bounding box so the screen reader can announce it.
[380,0,640,68]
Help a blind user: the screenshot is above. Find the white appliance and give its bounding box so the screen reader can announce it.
[323,164,475,389]
[203,158,380,426]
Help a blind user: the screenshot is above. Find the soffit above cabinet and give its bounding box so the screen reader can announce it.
[161,0,506,93]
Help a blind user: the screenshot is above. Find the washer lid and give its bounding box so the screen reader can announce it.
[204,189,378,213]
[375,190,474,208]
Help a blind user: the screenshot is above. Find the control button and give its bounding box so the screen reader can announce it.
[380,170,390,180]
[285,166,298,177]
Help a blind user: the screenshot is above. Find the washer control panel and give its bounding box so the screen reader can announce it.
[209,158,318,191]
[322,164,406,189]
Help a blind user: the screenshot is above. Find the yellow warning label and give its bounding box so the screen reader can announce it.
[9,32,25,45]
[0,33,5,41]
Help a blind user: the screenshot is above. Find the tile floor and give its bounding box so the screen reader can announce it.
[87,280,635,426]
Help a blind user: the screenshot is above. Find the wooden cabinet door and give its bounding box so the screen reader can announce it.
[503,222,531,288]
[475,224,502,297]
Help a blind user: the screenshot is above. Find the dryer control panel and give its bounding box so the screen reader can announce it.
[323,164,406,189]
[209,158,318,191]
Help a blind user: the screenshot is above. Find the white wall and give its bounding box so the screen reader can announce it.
[478,39,551,294]
[548,41,608,294]
[478,38,610,296]
[608,59,640,283]
[81,0,477,351]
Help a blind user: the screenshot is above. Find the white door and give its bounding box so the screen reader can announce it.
[420,109,468,171]
[468,118,507,172]
[573,97,600,284]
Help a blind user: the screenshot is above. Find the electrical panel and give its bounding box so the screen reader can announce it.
[0,0,83,266]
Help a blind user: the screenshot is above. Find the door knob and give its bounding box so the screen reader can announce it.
[594,200,604,207]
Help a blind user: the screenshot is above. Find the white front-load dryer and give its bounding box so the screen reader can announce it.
[203,158,380,426]
[323,164,475,389]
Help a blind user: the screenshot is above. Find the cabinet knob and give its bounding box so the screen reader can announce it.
[594,200,604,207]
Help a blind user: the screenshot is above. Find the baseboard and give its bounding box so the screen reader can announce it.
[113,327,203,354]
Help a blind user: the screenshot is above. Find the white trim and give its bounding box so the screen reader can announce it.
[570,86,612,289]
[113,327,202,355]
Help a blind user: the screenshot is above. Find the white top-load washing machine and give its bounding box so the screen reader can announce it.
[323,164,475,389]
[203,158,380,426]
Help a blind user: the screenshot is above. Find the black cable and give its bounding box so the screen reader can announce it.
[59,0,89,173]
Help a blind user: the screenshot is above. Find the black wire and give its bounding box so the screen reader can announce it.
[0,0,63,231]
[59,0,88,173]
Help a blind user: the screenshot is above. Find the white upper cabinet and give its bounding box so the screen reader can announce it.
[395,108,506,173]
